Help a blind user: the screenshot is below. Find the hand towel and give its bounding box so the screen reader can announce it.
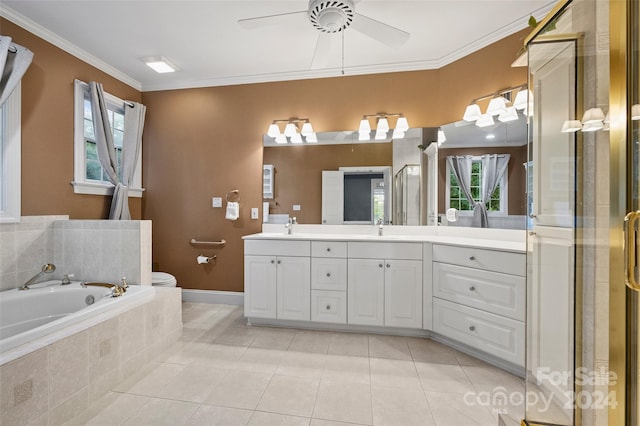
[226,201,239,221]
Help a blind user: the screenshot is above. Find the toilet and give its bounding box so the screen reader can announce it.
[151,271,177,287]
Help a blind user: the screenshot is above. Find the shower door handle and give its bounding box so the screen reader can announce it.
[624,211,640,291]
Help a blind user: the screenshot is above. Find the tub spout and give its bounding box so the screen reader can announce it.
[83,282,125,297]
[19,263,56,290]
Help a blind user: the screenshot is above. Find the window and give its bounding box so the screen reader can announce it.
[446,156,507,215]
[0,85,21,223]
[72,80,143,196]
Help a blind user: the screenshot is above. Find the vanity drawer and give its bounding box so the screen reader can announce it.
[433,298,524,367]
[432,244,525,276]
[245,239,310,257]
[348,242,422,260]
[311,290,347,324]
[311,241,347,258]
[311,258,347,291]
[433,262,525,321]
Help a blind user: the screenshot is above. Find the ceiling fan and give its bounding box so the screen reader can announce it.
[238,0,410,70]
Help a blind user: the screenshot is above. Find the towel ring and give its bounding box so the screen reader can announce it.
[226,189,240,202]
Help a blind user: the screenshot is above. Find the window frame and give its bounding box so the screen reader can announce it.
[445,155,508,216]
[72,79,143,197]
[0,84,22,223]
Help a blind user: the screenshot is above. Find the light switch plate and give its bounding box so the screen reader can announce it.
[293,205,301,211]
[251,207,259,219]
[212,197,222,208]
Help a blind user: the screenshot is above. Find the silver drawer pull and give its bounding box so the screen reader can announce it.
[270,260,275,264]
[469,286,476,291]
[386,263,391,268]
[469,256,476,261]
[469,325,476,331]
[277,260,281,264]
[326,273,331,277]
[379,264,383,268]
[326,247,331,252]
[326,305,331,310]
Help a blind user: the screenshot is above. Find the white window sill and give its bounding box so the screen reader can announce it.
[71,181,144,198]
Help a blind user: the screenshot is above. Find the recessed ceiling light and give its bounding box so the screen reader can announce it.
[142,56,178,73]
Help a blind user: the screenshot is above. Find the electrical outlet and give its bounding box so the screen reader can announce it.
[251,207,259,219]
[212,197,222,208]
[293,205,301,211]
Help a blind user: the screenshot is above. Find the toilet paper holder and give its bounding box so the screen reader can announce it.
[197,255,216,264]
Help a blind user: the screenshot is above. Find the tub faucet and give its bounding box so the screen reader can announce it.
[19,263,56,290]
[377,218,384,236]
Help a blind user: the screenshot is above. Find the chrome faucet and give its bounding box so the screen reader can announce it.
[377,218,384,236]
[285,217,294,234]
[19,263,56,290]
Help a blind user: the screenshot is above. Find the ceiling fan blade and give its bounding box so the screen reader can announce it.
[310,32,335,70]
[238,10,307,29]
[350,13,410,49]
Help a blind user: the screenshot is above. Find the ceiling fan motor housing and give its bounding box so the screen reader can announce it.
[308,0,355,33]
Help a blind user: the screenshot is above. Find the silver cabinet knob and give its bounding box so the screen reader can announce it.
[270,260,275,264]
[469,325,476,331]
[386,264,391,268]
[277,260,281,264]
[326,272,331,277]
[469,286,476,291]
[326,247,331,252]
[469,256,476,261]
[326,305,331,310]
[379,264,383,268]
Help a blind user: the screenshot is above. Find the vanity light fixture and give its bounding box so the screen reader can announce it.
[266,118,317,144]
[142,56,178,73]
[498,106,519,123]
[560,120,582,133]
[581,108,606,124]
[358,113,409,140]
[475,113,495,128]
[462,84,528,123]
[437,129,446,144]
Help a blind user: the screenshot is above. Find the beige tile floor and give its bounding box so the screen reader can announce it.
[66,303,525,426]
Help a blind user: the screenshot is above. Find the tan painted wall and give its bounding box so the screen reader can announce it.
[2,18,143,219]
[10,12,530,291]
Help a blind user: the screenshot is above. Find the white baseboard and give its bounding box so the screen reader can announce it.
[181,289,244,306]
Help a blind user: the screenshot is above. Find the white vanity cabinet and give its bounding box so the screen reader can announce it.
[431,243,526,367]
[347,242,423,328]
[311,241,347,323]
[244,240,310,321]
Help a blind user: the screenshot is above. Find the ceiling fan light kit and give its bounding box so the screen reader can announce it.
[309,0,355,33]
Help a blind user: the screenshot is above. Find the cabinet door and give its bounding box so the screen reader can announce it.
[529,226,574,406]
[276,256,311,321]
[348,258,385,326]
[531,41,575,227]
[384,259,423,328]
[244,255,277,319]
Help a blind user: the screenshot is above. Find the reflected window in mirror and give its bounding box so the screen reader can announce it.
[446,156,508,215]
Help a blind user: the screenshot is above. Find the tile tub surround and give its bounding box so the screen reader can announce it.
[0,287,182,426]
[67,302,524,426]
[0,215,67,292]
[0,216,152,291]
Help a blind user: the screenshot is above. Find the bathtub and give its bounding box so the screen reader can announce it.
[0,280,155,364]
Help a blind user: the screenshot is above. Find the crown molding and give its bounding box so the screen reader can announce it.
[0,4,142,91]
[0,2,553,93]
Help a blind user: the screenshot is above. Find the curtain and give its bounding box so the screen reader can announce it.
[447,155,475,220]
[89,81,145,220]
[475,154,511,228]
[0,36,34,107]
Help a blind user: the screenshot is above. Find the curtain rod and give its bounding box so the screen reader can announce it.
[74,78,135,108]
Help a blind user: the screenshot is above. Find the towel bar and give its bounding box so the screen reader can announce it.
[190,238,226,247]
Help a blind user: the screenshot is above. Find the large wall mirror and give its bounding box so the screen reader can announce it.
[262,114,528,229]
